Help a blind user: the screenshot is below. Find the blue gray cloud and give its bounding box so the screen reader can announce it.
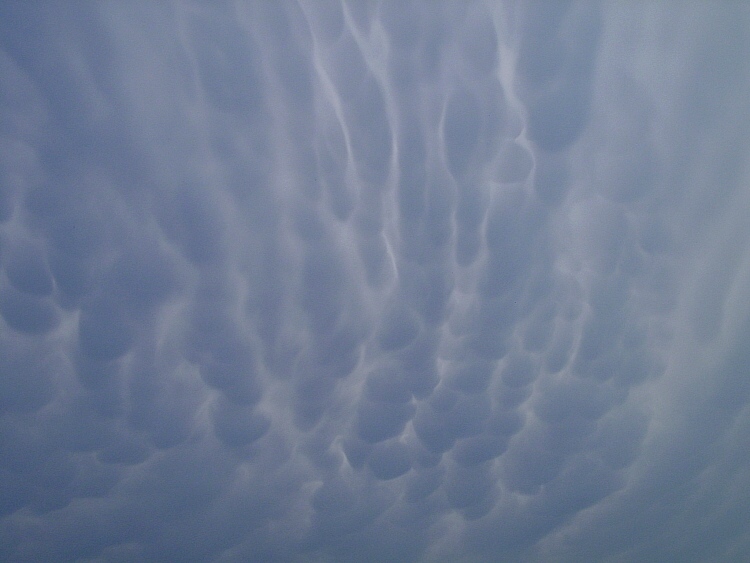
[1,1,749,561]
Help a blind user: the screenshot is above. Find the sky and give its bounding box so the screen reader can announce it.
[1,1,749,562]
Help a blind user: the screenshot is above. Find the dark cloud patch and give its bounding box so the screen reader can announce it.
[453,175,490,268]
[322,31,393,187]
[573,199,629,275]
[187,12,263,114]
[532,149,570,206]
[310,323,364,381]
[443,88,482,179]
[47,249,93,307]
[444,358,495,394]
[301,243,348,336]
[481,189,544,297]
[367,439,412,480]
[49,392,121,454]
[198,350,261,406]
[522,302,556,352]
[526,85,591,153]
[211,397,270,448]
[103,242,180,313]
[96,431,151,466]
[292,371,337,432]
[252,2,313,109]
[364,365,412,404]
[590,405,649,470]
[396,124,428,224]
[126,351,202,450]
[454,298,515,360]
[533,378,627,425]
[356,232,394,289]
[306,478,386,548]
[345,77,393,187]
[456,5,499,77]
[0,51,47,152]
[501,425,566,495]
[517,2,602,152]
[413,402,457,454]
[316,114,353,221]
[451,434,508,467]
[376,300,421,352]
[496,141,534,184]
[379,0,423,52]
[544,323,575,373]
[494,381,532,411]
[413,386,492,453]
[444,461,496,517]
[515,1,572,89]
[404,464,444,503]
[77,295,136,362]
[575,310,622,363]
[0,338,58,413]
[0,282,59,335]
[391,331,440,399]
[500,352,538,389]
[356,398,415,444]
[157,184,226,266]
[3,237,53,296]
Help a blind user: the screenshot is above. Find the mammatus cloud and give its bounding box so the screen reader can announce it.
[1,1,749,561]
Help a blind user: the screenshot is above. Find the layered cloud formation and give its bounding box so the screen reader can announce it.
[1,2,750,561]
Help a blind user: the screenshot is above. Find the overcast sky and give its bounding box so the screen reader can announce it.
[1,2,750,562]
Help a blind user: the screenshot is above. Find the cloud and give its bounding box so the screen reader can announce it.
[1,1,750,561]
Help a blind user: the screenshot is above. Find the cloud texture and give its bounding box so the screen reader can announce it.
[1,1,750,561]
